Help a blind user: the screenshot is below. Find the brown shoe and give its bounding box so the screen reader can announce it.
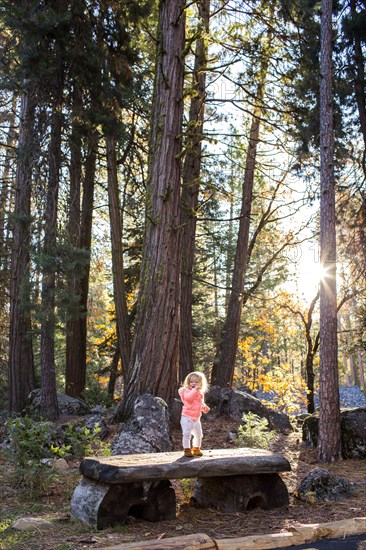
[192,447,203,456]
[184,448,193,457]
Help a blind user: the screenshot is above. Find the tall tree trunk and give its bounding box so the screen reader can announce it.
[357,349,365,390]
[8,91,36,411]
[0,96,17,317]
[65,88,83,396]
[39,82,63,420]
[304,292,320,413]
[349,0,366,171]
[107,348,120,397]
[317,0,342,462]
[0,96,17,266]
[358,194,366,271]
[179,0,210,382]
[106,135,131,382]
[65,128,98,397]
[211,26,272,387]
[225,195,235,312]
[118,0,186,418]
[344,313,357,386]
[78,129,98,397]
[349,0,366,281]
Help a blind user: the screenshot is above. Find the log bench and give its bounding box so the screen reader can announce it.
[70,448,291,529]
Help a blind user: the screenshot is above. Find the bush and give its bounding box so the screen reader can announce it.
[235,412,276,449]
[2,416,110,499]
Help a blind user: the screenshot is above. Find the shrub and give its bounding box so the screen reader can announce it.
[235,412,276,449]
[2,416,110,499]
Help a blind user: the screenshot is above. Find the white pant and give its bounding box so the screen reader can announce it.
[180,415,203,448]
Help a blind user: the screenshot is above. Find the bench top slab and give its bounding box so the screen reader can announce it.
[80,448,291,484]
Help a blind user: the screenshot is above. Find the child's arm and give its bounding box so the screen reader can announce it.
[179,386,197,403]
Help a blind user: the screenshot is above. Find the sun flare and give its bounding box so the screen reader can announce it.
[296,254,329,301]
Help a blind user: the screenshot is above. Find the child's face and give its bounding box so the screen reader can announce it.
[189,376,201,389]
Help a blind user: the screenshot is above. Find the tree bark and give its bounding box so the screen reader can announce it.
[8,90,36,411]
[106,135,131,382]
[65,128,98,397]
[0,95,17,268]
[179,0,210,382]
[317,0,342,462]
[349,0,366,165]
[0,95,17,318]
[357,349,365,390]
[39,77,63,420]
[107,347,120,397]
[65,4,85,396]
[65,88,83,396]
[118,0,186,418]
[304,292,320,413]
[78,129,98,397]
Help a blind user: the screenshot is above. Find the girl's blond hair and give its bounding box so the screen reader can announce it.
[182,371,209,394]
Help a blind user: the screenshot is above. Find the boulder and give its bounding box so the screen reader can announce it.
[169,398,183,428]
[23,389,91,418]
[111,394,173,455]
[205,386,292,433]
[302,407,366,458]
[295,468,352,502]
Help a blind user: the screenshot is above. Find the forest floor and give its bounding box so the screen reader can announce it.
[1,415,366,549]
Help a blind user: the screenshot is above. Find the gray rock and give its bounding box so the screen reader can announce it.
[302,408,366,458]
[206,386,292,433]
[23,389,91,417]
[341,407,366,458]
[111,394,173,455]
[169,398,183,428]
[295,468,352,502]
[84,415,109,439]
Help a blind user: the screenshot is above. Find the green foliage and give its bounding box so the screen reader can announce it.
[2,416,110,499]
[4,417,60,498]
[179,478,195,502]
[61,423,111,459]
[235,412,276,449]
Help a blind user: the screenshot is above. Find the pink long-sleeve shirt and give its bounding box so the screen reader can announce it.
[178,386,205,420]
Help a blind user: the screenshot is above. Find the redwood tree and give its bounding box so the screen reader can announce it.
[8,90,36,411]
[118,0,186,417]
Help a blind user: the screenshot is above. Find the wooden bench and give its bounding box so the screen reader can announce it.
[70,448,291,529]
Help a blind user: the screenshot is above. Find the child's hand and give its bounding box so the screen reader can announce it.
[202,404,210,413]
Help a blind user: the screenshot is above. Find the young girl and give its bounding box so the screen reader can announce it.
[178,371,210,457]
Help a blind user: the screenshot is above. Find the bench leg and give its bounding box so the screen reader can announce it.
[193,474,289,513]
[71,478,176,529]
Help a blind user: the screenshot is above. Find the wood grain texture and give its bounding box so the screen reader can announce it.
[80,448,291,483]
